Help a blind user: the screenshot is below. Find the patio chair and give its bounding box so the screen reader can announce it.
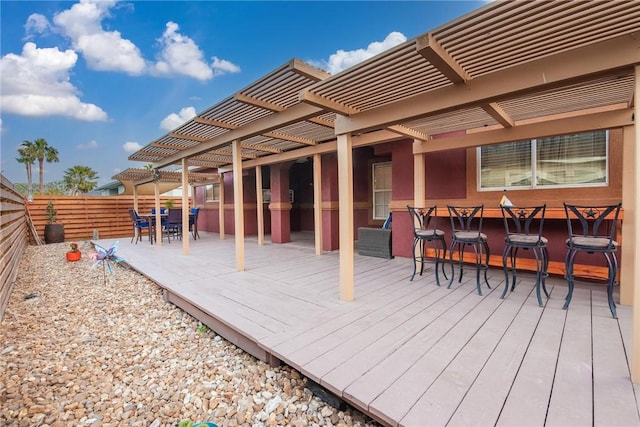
[447,205,491,295]
[189,207,200,239]
[128,208,150,244]
[357,212,393,259]
[501,204,549,306]
[564,202,622,318]
[407,206,447,285]
[166,208,183,241]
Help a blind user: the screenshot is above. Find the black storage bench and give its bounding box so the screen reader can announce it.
[357,227,393,259]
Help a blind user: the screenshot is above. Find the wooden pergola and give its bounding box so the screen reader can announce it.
[113,167,219,249]
[130,1,640,380]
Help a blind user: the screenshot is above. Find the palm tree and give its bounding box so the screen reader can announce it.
[31,138,59,194]
[63,165,99,195]
[16,140,36,198]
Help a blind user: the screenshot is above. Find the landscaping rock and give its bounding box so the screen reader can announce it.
[0,242,378,426]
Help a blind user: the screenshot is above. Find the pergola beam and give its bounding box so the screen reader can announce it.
[193,116,237,129]
[154,103,325,169]
[482,102,515,128]
[387,124,432,141]
[241,143,282,154]
[416,32,470,84]
[264,131,317,146]
[235,93,283,112]
[219,129,405,172]
[332,32,639,135]
[414,107,633,153]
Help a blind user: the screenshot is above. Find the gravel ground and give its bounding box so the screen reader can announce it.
[0,242,380,427]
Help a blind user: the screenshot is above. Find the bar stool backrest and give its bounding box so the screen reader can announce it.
[501,204,546,241]
[564,202,622,248]
[407,205,440,236]
[447,205,484,235]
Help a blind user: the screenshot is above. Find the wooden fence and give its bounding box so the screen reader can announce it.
[0,175,29,321]
[26,195,183,243]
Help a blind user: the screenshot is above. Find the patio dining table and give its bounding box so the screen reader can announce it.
[142,212,197,243]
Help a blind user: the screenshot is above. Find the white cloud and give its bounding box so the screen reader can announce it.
[315,31,408,74]
[20,1,235,82]
[123,141,142,153]
[0,42,107,121]
[53,0,146,75]
[77,139,98,150]
[160,106,196,131]
[151,22,240,81]
[25,14,51,39]
[212,56,241,76]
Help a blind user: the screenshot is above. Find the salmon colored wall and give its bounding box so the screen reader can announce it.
[270,163,292,243]
[322,153,340,250]
[426,149,467,199]
[391,128,624,272]
[290,161,312,231]
[192,127,623,275]
[391,140,414,201]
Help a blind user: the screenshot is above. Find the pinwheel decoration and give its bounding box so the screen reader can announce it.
[90,241,126,283]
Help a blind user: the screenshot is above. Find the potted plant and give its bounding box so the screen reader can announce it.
[66,242,81,262]
[44,201,65,244]
[164,199,174,210]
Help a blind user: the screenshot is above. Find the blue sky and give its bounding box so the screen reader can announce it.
[1,0,484,188]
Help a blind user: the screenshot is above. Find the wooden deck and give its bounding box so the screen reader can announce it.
[96,232,640,427]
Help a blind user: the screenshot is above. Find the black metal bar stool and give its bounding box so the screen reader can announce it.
[407,206,447,285]
[447,205,490,295]
[500,204,549,306]
[564,202,622,318]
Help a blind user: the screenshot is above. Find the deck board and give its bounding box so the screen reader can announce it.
[368,283,508,425]
[545,287,593,427]
[592,297,640,426]
[318,285,477,397]
[399,279,536,427]
[99,232,640,427]
[495,289,568,427]
[446,282,553,426]
[344,281,499,413]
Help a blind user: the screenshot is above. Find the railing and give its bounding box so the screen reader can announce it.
[26,195,183,243]
[0,175,29,321]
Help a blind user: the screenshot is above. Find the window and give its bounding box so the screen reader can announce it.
[479,130,608,190]
[372,162,392,220]
[205,183,220,202]
[261,189,294,203]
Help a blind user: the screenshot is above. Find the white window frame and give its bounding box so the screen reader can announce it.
[261,189,294,203]
[478,130,609,191]
[205,183,220,202]
[372,162,392,220]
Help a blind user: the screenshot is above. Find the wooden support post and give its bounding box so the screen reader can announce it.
[622,125,636,306]
[232,140,245,271]
[256,165,264,246]
[313,153,323,256]
[632,64,640,384]
[181,158,189,255]
[413,140,426,205]
[133,185,139,212]
[219,173,225,240]
[337,133,354,301]
[154,180,162,245]
[413,140,426,268]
